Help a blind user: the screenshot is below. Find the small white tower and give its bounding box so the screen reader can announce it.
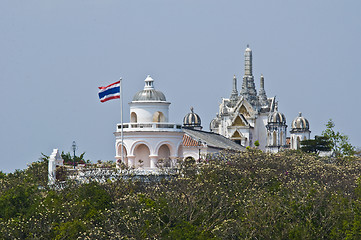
[290,112,311,150]
[266,111,288,153]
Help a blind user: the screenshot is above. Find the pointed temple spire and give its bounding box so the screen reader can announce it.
[258,74,268,106]
[244,44,252,76]
[260,74,265,89]
[240,45,258,107]
[230,75,238,102]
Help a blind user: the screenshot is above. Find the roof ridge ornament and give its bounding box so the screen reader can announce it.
[144,75,155,90]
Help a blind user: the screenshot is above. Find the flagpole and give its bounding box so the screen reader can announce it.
[120,77,124,168]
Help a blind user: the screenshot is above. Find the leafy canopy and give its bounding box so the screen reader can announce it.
[322,119,355,157]
[301,135,331,154]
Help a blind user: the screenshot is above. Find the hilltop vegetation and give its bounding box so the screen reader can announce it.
[1,150,361,239]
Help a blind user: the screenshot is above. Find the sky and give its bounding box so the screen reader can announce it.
[1,0,361,173]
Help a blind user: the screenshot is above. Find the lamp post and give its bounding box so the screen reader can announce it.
[198,139,202,162]
[72,141,77,168]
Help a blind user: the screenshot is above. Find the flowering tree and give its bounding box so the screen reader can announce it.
[2,150,361,239]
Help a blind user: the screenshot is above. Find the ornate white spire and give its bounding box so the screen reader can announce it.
[240,45,258,107]
[230,75,238,102]
[244,44,252,76]
[258,74,268,106]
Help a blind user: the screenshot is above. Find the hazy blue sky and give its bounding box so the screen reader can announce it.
[1,0,361,172]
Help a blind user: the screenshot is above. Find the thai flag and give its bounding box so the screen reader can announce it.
[98,80,120,103]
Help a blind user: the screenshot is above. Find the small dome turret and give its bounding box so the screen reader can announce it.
[183,107,202,129]
[291,112,309,131]
[132,75,167,102]
[268,111,286,125]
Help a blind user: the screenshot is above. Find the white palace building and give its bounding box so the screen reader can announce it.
[113,45,311,169]
[48,45,312,184]
[114,75,243,169]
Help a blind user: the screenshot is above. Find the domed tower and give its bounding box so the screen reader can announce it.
[130,75,169,123]
[266,111,288,153]
[183,107,202,130]
[114,75,183,170]
[290,112,311,150]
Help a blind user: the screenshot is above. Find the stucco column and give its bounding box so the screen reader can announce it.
[149,155,158,169]
[127,155,135,168]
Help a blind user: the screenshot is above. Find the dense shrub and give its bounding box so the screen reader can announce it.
[1,150,361,239]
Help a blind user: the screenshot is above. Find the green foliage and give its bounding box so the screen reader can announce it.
[26,153,49,186]
[2,150,361,239]
[0,184,36,219]
[54,219,87,240]
[301,135,331,154]
[61,151,88,166]
[75,182,112,220]
[165,221,215,240]
[254,140,260,147]
[322,119,355,157]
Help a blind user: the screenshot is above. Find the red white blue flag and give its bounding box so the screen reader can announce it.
[98,80,120,103]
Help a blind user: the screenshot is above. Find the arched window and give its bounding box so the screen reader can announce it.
[130,112,137,123]
[273,131,277,146]
[297,137,301,149]
[134,144,150,168]
[153,111,165,122]
[158,144,171,167]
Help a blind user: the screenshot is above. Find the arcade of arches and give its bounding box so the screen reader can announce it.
[119,143,173,168]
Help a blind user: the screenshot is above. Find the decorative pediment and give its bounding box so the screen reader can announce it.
[239,105,250,117]
[234,98,254,117]
[231,130,242,138]
[231,114,249,127]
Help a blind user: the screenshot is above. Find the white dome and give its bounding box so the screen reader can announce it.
[291,112,309,131]
[183,107,202,128]
[132,75,166,102]
[268,111,286,125]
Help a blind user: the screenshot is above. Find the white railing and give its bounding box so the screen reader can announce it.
[117,122,182,131]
